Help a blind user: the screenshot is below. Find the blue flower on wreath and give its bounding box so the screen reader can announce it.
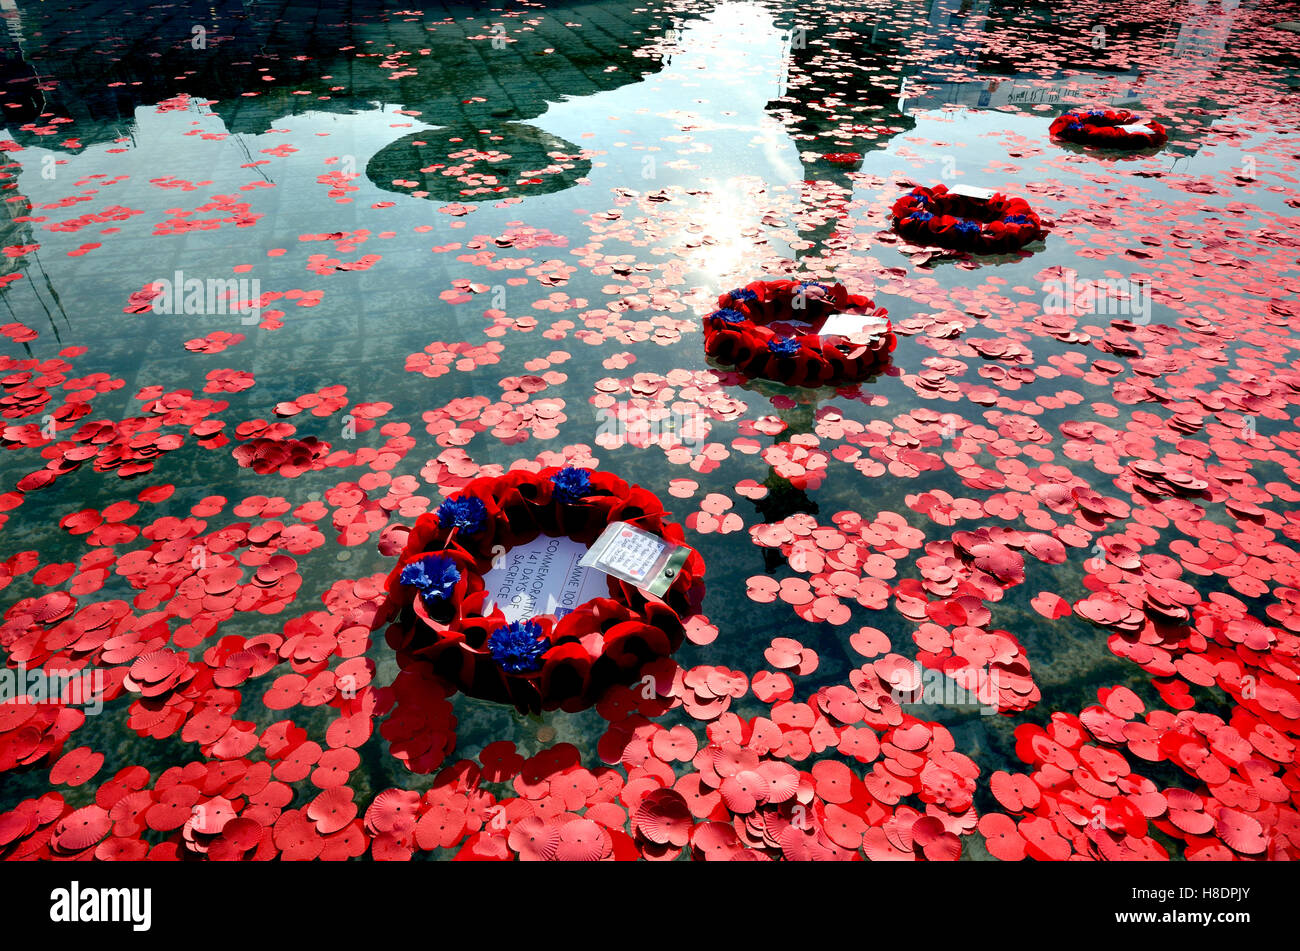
[400,554,461,603]
[954,220,981,236]
[912,191,930,205]
[768,335,802,357]
[489,619,550,674]
[436,495,488,535]
[708,308,748,325]
[1003,214,1032,226]
[1067,121,1085,133]
[907,210,934,223]
[1086,109,1108,119]
[726,287,758,304]
[551,466,592,504]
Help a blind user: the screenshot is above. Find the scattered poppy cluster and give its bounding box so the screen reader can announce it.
[0,352,225,490]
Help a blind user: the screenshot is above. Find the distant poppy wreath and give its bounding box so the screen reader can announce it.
[701,280,895,388]
[380,466,704,713]
[890,184,1047,253]
[1049,108,1168,150]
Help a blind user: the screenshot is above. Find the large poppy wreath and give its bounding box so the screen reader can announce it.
[1049,108,1168,150]
[701,280,896,388]
[379,466,705,713]
[890,184,1048,254]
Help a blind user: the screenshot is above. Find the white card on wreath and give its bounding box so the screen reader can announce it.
[818,312,888,338]
[948,184,995,201]
[482,535,609,623]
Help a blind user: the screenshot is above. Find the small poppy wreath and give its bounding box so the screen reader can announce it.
[379,466,705,713]
[1049,108,1168,150]
[890,184,1048,253]
[701,280,896,388]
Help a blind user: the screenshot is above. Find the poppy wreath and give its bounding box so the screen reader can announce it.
[1049,108,1168,150]
[701,280,896,388]
[379,466,705,713]
[890,184,1048,253]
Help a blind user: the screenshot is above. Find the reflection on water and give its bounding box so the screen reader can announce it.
[367,124,593,203]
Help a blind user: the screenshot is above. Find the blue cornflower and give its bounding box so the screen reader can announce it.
[400,554,461,603]
[953,220,981,236]
[436,495,488,535]
[489,620,550,674]
[726,287,758,304]
[708,308,748,325]
[908,210,934,223]
[551,466,592,504]
[768,335,802,356]
[1086,109,1107,119]
[912,191,930,205]
[1067,121,1085,133]
[1003,214,1032,225]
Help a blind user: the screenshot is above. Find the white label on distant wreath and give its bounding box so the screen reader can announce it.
[482,535,608,623]
[1119,123,1154,134]
[819,312,888,338]
[949,184,995,200]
